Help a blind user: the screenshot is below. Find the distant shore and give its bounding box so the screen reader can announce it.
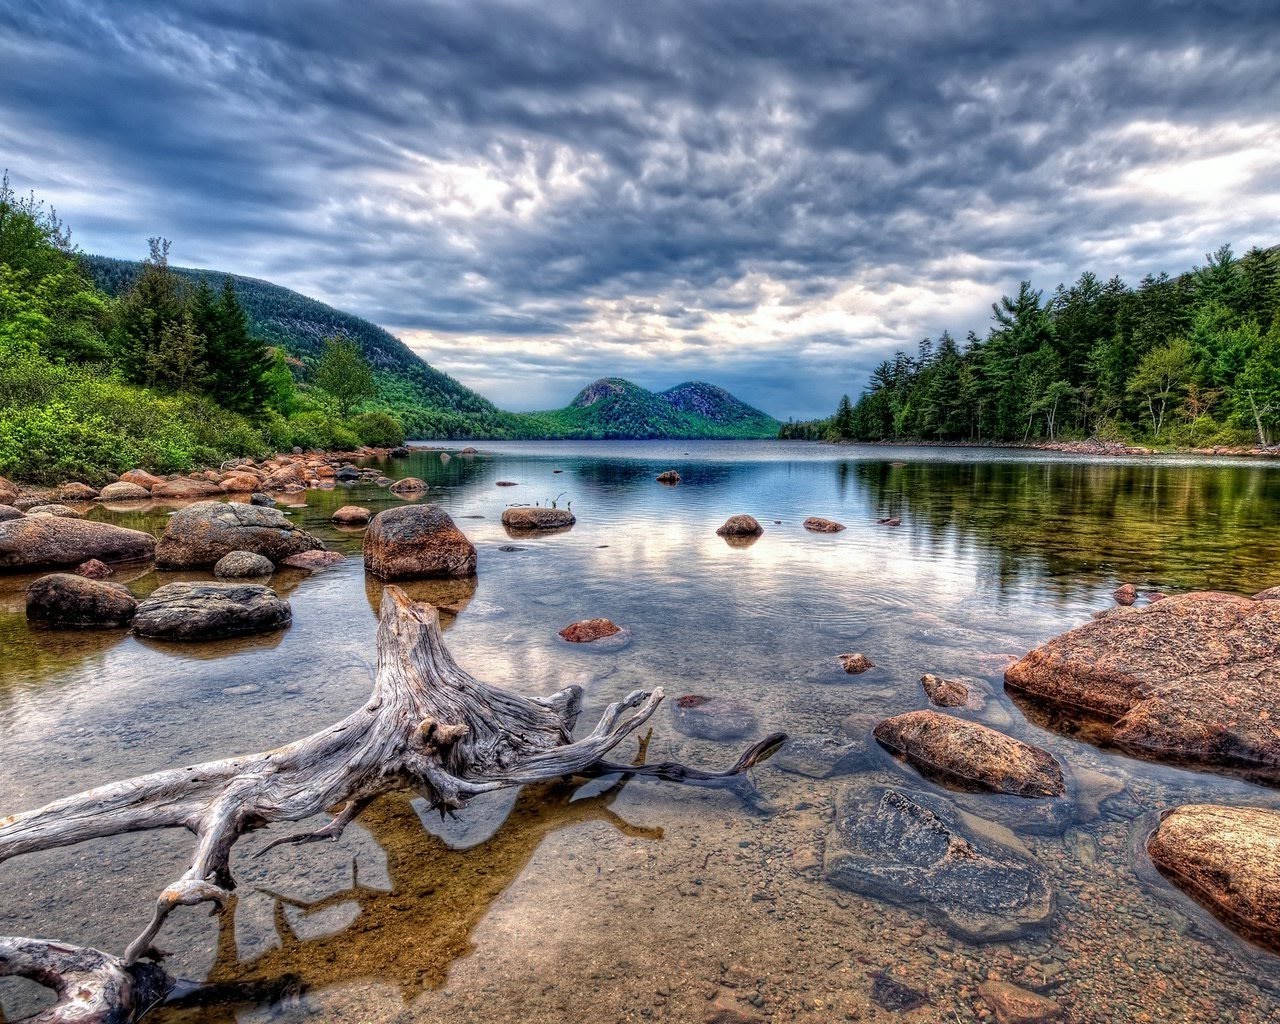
[823,437,1280,459]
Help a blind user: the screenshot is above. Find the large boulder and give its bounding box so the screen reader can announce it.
[716,514,763,537]
[133,582,291,640]
[151,477,223,500]
[97,480,151,502]
[363,504,477,580]
[501,507,576,531]
[824,786,1054,942]
[873,710,1065,798]
[155,500,325,569]
[1005,591,1280,778]
[0,516,155,571]
[25,573,137,628]
[1146,804,1280,953]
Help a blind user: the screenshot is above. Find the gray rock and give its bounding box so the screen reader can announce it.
[25,573,137,628]
[133,582,292,640]
[155,500,324,569]
[670,696,758,741]
[774,733,871,778]
[213,550,275,578]
[824,785,1054,942]
[0,515,155,571]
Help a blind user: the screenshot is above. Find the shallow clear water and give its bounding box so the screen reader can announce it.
[2,440,1279,1023]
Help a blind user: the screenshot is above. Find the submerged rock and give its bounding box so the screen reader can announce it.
[823,785,1054,942]
[977,981,1064,1023]
[156,500,325,569]
[0,515,155,571]
[213,550,275,578]
[670,695,758,741]
[716,514,763,537]
[920,673,970,707]
[1005,591,1280,778]
[873,710,1065,797]
[839,652,875,674]
[1146,803,1280,953]
[774,734,869,778]
[134,582,291,640]
[364,504,477,580]
[803,516,846,533]
[97,480,151,502]
[558,618,621,643]
[502,506,576,531]
[26,573,137,628]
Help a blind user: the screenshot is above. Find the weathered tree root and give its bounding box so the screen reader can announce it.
[0,585,784,1013]
[0,937,170,1023]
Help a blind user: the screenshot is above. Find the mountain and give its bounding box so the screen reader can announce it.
[82,255,506,438]
[511,377,780,438]
[82,256,780,440]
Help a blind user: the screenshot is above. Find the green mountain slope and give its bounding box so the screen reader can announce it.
[82,255,506,438]
[511,377,780,438]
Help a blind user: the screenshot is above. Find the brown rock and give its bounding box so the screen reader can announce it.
[921,673,969,707]
[0,516,155,571]
[1005,591,1280,776]
[53,481,98,501]
[716,514,763,537]
[331,505,372,525]
[363,504,477,580]
[97,480,151,502]
[261,465,307,491]
[0,505,23,522]
[656,469,681,484]
[26,573,137,628]
[558,618,621,643]
[1253,586,1280,601]
[155,500,325,569]
[75,559,112,579]
[1146,803,1280,953]
[27,503,80,518]
[390,477,428,494]
[873,710,1065,797]
[978,980,1064,1023]
[219,473,261,493]
[119,469,163,491]
[0,476,18,505]
[803,516,846,533]
[839,652,875,674]
[496,480,519,486]
[501,506,576,531]
[1113,582,1137,606]
[151,477,224,500]
[281,549,345,570]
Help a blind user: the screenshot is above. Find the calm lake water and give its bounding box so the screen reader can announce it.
[2,440,1279,1023]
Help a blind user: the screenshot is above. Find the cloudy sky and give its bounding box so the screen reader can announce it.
[2,1,1278,418]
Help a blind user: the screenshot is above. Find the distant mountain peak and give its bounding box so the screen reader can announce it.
[570,377,642,408]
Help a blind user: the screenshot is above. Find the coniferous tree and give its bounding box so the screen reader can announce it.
[114,238,188,385]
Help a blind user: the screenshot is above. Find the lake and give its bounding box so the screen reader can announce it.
[2,440,1278,1023]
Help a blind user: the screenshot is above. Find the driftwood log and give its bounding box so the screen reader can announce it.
[0,585,783,1022]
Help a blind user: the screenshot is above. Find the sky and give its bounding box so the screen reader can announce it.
[2,1,1279,420]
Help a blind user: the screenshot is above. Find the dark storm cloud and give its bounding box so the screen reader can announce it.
[2,1,1278,417]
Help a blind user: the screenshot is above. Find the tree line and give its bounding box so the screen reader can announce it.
[782,244,1280,447]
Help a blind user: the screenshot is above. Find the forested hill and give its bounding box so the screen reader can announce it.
[782,244,1280,448]
[84,255,505,437]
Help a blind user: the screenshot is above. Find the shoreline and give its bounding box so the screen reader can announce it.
[823,437,1280,459]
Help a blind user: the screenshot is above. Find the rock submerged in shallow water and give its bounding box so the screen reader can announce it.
[803,516,846,533]
[873,710,1065,798]
[839,652,874,674]
[0,515,156,571]
[155,500,325,569]
[670,695,758,741]
[133,582,291,640]
[1146,803,1280,954]
[558,618,621,643]
[97,480,151,502]
[501,506,576,531]
[716,514,763,537]
[364,504,477,580]
[977,980,1064,1023]
[1005,591,1280,779]
[213,550,274,578]
[921,673,970,707]
[774,734,868,778]
[823,785,1054,942]
[26,573,137,628]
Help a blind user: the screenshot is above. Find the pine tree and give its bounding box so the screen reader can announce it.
[114,238,188,385]
[198,278,272,414]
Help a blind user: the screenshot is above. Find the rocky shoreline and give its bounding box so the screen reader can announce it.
[828,437,1280,459]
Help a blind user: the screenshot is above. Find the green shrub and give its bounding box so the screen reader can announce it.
[351,411,405,447]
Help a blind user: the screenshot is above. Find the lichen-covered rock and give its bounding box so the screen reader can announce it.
[363,504,477,580]
[873,710,1065,797]
[151,477,223,500]
[331,505,371,525]
[133,582,291,640]
[501,507,576,531]
[1005,591,1280,778]
[97,480,151,502]
[0,515,155,571]
[824,786,1054,942]
[803,517,846,533]
[1146,803,1280,954]
[155,500,325,569]
[716,514,763,537]
[839,652,874,674]
[25,572,137,628]
[213,550,275,578]
[558,618,621,643]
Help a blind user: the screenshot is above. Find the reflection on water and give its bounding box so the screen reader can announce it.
[3,440,1280,1023]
